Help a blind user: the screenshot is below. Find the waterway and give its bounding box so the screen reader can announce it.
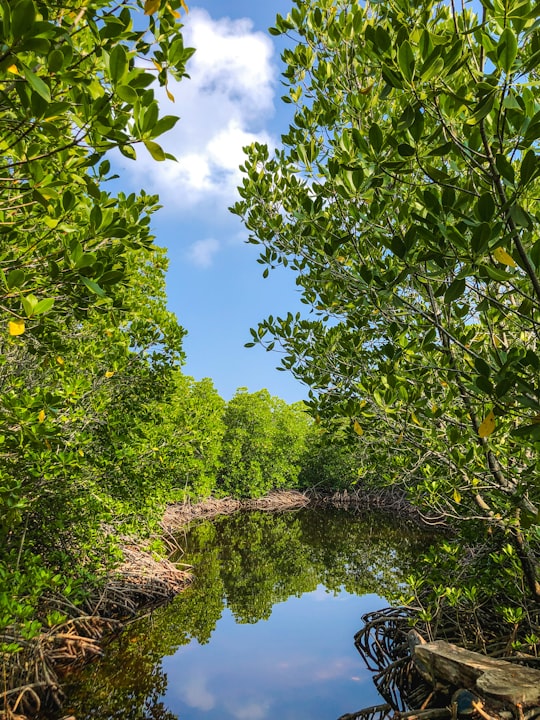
[62,507,431,720]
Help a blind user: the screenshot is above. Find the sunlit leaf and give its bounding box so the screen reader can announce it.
[478,410,496,438]
[493,247,516,267]
[8,319,25,336]
[105,370,115,378]
[38,409,45,423]
[144,0,160,14]
[353,420,363,436]
[453,488,461,504]
[144,140,166,161]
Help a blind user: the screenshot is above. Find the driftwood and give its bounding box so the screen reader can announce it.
[413,641,540,707]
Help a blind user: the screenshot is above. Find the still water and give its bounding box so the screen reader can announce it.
[64,508,429,720]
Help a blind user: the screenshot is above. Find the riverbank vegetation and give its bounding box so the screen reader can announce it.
[0,0,354,700]
[3,0,540,715]
[233,0,540,643]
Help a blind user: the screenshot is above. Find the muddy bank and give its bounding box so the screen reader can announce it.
[162,486,432,532]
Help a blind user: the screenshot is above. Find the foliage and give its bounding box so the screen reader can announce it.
[233,0,540,597]
[218,389,312,497]
[298,419,368,490]
[0,0,193,642]
[125,373,226,503]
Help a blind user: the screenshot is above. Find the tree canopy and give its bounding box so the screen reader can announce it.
[233,0,540,597]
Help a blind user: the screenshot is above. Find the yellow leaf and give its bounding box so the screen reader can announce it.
[359,83,374,95]
[411,412,421,426]
[353,420,363,436]
[396,433,403,444]
[38,409,46,423]
[493,247,516,267]
[478,410,496,438]
[8,319,25,336]
[105,370,115,378]
[56,356,64,365]
[152,59,163,72]
[179,0,189,12]
[453,488,462,504]
[78,449,84,457]
[144,0,160,14]
[166,85,175,102]
[7,64,19,74]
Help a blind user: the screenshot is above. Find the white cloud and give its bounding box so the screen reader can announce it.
[131,8,276,208]
[186,237,220,268]
[226,698,271,720]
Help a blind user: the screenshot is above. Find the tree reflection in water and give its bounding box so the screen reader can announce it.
[62,508,432,720]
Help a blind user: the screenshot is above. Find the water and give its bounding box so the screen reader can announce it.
[63,507,429,720]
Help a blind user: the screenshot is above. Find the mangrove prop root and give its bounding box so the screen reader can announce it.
[348,606,540,720]
[1,546,191,719]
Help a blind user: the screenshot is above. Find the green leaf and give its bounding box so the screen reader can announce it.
[397,41,415,81]
[398,143,415,157]
[497,27,518,73]
[509,204,531,228]
[152,115,180,138]
[119,144,137,160]
[33,298,55,315]
[22,294,38,317]
[467,93,495,124]
[444,278,466,302]
[47,49,64,73]
[477,193,495,221]
[381,63,403,89]
[81,276,107,297]
[6,270,25,289]
[109,45,128,84]
[141,101,159,134]
[511,423,540,441]
[474,357,491,377]
[375,26,391,52]
[144,140,166,161]
[520,149,537,185]
[495,154,515,184]
[22,65,50,102]
[12,0,36,38]
[368,124,383,152]
[116,84,138,104]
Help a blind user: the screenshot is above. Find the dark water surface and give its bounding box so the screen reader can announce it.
[64,508,429,720]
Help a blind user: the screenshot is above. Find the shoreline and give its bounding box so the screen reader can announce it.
[1,488,426,719]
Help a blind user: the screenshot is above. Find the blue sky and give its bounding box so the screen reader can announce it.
[116,0,308,403]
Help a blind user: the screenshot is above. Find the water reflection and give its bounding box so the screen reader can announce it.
[63,508,429,720]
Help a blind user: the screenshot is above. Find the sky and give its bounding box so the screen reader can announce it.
[115,0,309,403]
